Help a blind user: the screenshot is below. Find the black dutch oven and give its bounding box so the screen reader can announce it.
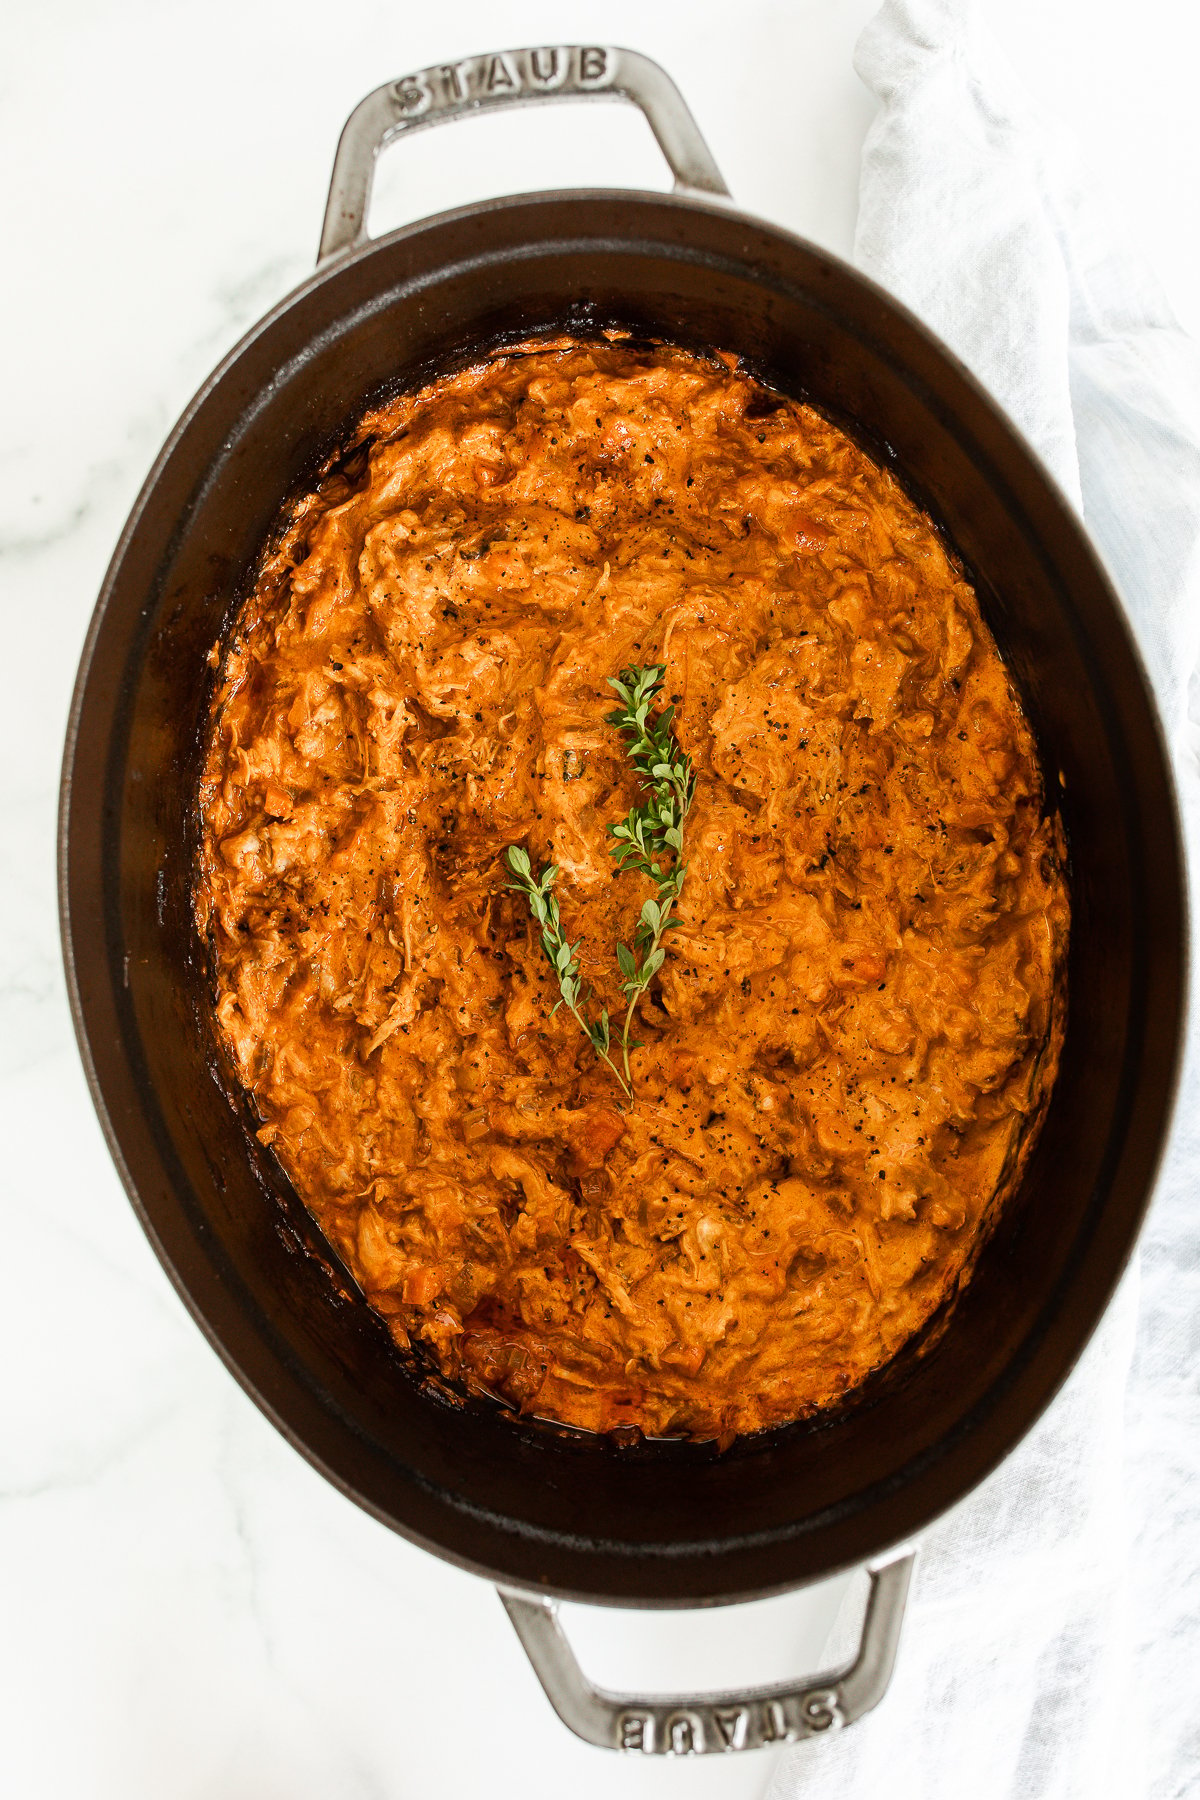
[59,47,1186,1757]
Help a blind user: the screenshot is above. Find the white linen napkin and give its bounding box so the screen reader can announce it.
[768,4,1200,1797]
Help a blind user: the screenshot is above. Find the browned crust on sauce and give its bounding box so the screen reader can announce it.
[195,338,1069,1443]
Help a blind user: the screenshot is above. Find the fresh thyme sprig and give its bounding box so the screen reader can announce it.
[502,666,694,1104]
[605,666,695,1088]
[503,846,632,1101]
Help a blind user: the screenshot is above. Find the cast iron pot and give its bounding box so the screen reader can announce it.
[60,47,1186,1757]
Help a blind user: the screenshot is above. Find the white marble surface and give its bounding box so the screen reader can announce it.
[3,2,1199,1795]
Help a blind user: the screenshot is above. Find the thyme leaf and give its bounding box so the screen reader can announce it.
[605,665,695,1088]
[502,665,694,1103]
[503,845,631,1101]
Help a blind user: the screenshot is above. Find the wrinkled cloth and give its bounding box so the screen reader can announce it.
[769,3,1200,1797]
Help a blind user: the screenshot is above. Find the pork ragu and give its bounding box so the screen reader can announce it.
[195,337,1069,1444]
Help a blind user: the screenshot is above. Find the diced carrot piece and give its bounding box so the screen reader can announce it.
[569,1106,626,1172]
[402,1267,440,1305]
[262,783,292,818]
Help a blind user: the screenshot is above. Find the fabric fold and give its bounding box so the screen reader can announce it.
[769,4,1200,1796]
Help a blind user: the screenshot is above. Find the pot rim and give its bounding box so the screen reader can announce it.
[59,184,1190,1606]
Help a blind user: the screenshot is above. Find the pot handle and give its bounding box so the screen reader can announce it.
[499,1546,916,1756]
[318,45,729,263]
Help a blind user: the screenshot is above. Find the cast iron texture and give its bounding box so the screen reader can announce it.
[60,191,1186,1606]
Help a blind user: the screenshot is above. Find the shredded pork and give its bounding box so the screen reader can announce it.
[196,339,1068,1442]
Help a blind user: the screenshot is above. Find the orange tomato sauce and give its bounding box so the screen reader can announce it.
[196,339,1068,1442]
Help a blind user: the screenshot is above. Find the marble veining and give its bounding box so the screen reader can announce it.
[3,2,1194,1796]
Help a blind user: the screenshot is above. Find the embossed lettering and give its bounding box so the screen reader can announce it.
[713,1707,748,1749]
[762,1699,789,1743]
[486,53,519,93]
[392,77,430,115]
[619,1712,648,1752]
[439,63,468,100]
[528,47,563,85]
[578,46,609,84]
[667,1713,700,1755]
[801,1688,845,1732]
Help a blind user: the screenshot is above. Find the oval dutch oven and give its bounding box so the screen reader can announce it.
[60,46,1186,1757]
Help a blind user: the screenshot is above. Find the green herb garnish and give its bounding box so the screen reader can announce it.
[605,665,695,1089]
[503,846,632,1101]
[503,665,694,1103]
